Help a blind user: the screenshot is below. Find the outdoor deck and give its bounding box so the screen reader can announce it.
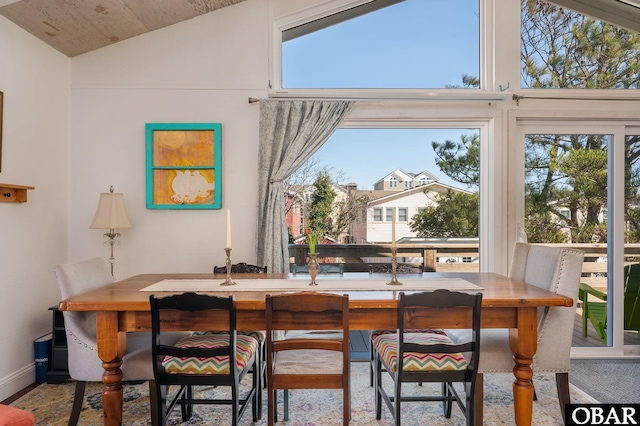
[290,243,640,351]
[572,312,640,347]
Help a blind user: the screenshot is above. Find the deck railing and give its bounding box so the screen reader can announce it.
[288,242,640,286]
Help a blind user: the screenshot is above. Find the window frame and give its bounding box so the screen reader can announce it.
[339,105,503,274]
[270,0,504,100]
[385,207,394,222]
[373,207,383,222]
[398,207,408,222]
[512,114,640,358]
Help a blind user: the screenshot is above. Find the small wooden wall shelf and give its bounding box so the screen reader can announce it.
[0,183,35,203]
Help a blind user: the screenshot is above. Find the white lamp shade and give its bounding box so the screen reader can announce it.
[89,192,132,229]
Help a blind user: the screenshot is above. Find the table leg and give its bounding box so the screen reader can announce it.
[97,311,124,426]
[509,306,537,426]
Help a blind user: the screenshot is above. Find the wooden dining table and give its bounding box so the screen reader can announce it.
[58,271,574,426]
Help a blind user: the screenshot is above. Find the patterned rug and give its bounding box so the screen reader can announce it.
[11,362,597,425]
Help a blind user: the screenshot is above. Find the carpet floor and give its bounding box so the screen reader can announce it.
[11,362,598,425]
[569,358,640,404]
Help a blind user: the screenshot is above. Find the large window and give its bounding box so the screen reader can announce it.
[521,1,640,89]
[298,126,482,264]
[275,0,640,358]
[281,0,480,89]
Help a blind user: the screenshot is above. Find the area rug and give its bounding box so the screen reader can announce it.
[11,362,597,425]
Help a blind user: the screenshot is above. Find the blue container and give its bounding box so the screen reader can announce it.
[34,333,52,383]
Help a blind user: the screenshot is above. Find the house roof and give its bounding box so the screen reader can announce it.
[365,181,473,207]
[372,168,439,187]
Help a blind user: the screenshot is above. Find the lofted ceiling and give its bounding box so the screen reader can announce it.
[0,0,639,58]
[0,0,248,57]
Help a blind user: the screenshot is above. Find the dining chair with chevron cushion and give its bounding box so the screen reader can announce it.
[373,289,483,426]
[367,264,435,387]
[161,334,259,374]
[209,261,268,414]
[150,292,260,426]
[368,328,447,386]
[373,333,469,372]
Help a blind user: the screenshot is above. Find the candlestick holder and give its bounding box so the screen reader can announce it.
[387,246,402,286]
[220,248,236,286]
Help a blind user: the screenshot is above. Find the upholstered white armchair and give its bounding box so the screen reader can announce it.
[447,243,584,424]
[54,258,185,425]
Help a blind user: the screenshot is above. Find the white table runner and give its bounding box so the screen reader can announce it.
[140,278,482,292]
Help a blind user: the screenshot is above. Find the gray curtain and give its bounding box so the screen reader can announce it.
[256,100,355,273]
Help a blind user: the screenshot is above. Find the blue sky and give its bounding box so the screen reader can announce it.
[282,0,479,89]
[281,0,480,191]
[311,128,476,190]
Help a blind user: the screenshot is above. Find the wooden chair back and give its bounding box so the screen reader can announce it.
[265,292,350,425]
[214,263,267,274]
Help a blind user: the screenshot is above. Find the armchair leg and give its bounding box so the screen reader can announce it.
[556,372,570,423]
[148,381,158,426]
[474,374,484,426]
[68,381,86,426]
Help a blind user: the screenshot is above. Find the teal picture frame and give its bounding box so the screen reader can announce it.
[145,123,222,209]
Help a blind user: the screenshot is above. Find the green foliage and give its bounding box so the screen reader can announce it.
[432,134,480,188]
[410,190,479,238]
[524,133,610,243]
[308,172,336,237]
[522,0,640,89]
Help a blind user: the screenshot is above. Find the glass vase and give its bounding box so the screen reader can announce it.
[308,253,319,286]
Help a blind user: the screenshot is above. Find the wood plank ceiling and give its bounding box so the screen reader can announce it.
[0,0,638,58]
[0,0,248,57]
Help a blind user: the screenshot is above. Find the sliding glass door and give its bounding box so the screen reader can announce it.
[516,122,640,357]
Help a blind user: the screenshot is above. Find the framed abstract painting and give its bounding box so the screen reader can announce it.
[0,91,3,172]
[145,123,222,209]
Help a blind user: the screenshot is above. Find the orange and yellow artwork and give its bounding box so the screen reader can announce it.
[146,125,221,209]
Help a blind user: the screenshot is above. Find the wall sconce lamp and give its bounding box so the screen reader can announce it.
[89,186,132,278]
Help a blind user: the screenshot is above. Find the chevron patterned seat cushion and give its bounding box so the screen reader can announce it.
[370,328,446,340]
[162,334,258,374]
[373,332,468,372]
[192,330,266,342]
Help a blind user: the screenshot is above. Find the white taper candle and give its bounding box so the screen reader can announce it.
[226,208,231,248]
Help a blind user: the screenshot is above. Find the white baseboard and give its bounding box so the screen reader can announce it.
[0,364,35,402]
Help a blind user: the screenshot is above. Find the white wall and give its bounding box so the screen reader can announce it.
[0,16,69,399]
[68,0,269,277]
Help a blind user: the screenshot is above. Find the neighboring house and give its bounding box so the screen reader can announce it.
[365,182,472,243]
[372,169,440,192]
[286,169,472,245]
[284,192,304,239]
[351,169,473,244]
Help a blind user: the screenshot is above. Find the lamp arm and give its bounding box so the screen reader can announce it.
[104,228,121,278]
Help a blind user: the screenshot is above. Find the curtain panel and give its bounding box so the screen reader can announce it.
[256,100,355,273]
